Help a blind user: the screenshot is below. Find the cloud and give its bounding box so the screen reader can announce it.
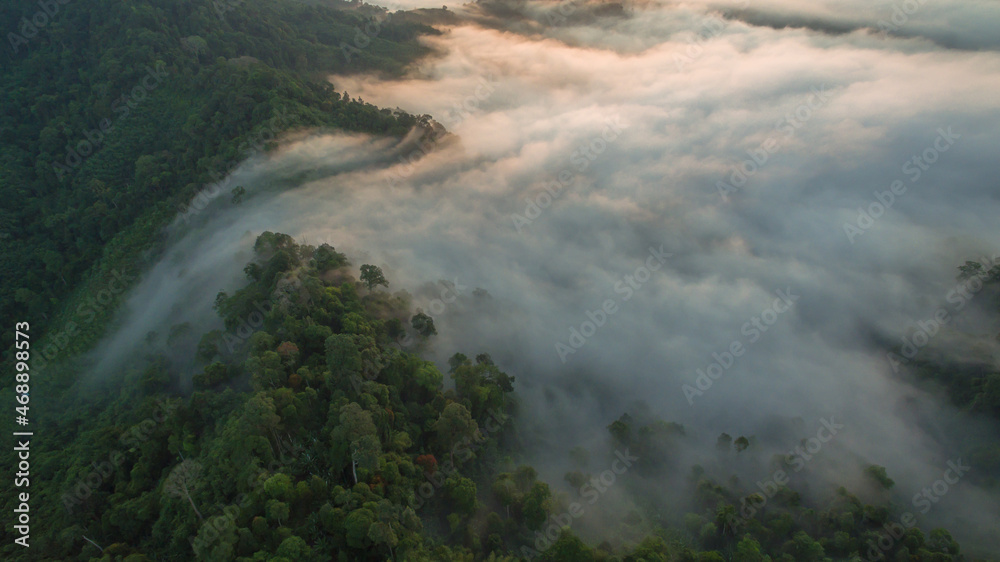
[78,0,1000,552]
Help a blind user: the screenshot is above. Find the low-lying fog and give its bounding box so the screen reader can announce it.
[75,0,1000,553]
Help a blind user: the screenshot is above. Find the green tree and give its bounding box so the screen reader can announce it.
[540,529,594,561]
[433,403,478,463]
[445,476,478,515]
[607,414,632,445]
[735,534,770,561]
[263,473,294,502]
[312,244,348,272]
[360,264,388,291]
[864,465,895,490]
[344,508,376,549]
[522,482,552,530]
[411,310,437,337]
[333,403,381,484]
[163,460,204,521]
[716,433,732,451]
[276,535,311,559]
[265,499,290,525]
[783,531,824,561]
[326,334,362,381]
[247,351,286,391]
[368,520,398,559]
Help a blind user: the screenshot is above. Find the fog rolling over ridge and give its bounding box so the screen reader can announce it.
[82,0,1000,553]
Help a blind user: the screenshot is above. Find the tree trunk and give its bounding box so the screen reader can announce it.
[267,427,280,457]
[183,483,204,520]
[82,536,103,552]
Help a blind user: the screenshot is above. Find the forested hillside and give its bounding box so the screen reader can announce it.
[906,261,1000,423]
[0,233,982,561]
[1,0,998,560]
[0,0,437,351]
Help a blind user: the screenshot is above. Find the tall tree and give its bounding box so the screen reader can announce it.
[360,264,388,291]
[333,403,380,484]
[433,403,478,464]
[163,460,204,521]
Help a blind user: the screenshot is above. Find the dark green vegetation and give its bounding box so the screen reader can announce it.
[1,0,998,560]
[0,234,522,560]
[1,234,990,561]
[898,260,1000,493]
[907,261,1000,423]
[0,0,438,356]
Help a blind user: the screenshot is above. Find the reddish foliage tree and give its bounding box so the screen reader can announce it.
[277,341,299,358]
[415,454,438,475]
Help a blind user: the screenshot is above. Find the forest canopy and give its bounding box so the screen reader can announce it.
[1,0,998,560]
[0,233,985,561]
[0,0,437,350]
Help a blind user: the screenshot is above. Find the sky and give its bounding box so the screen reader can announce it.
[80,0,1000,552]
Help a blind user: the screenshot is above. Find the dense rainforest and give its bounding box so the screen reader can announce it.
[2,0,999,561]
[0,0,437,350]
[1,232,987,561]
